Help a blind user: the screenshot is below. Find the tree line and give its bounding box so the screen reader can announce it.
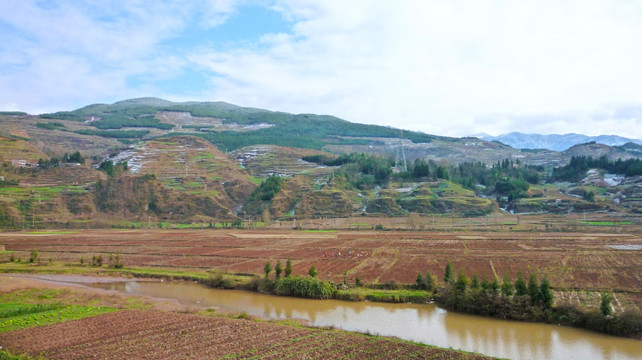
[432,262,641,336]
[37,151,85,169]
[552,155,642,181]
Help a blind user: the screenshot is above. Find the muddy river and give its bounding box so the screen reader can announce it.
[92,280,642,360]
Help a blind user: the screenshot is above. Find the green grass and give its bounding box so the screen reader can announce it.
[0,349,41,359]
[580,221,633,226]
[248,176,264,185]
[0,303,65,318]
[0,305,116,332]
[335,288,431,303]
[0,186,86,201]
[159,222,212,229]
[26,230,78,235]
[194,153,214,160]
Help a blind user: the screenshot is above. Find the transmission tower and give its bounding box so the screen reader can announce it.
[395,130,407,172]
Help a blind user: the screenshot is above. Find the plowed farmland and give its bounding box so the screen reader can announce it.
[1,229,640,293]
[0,309,489,360]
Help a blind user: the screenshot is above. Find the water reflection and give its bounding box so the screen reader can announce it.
[95,281,642,360]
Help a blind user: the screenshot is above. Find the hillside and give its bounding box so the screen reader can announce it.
[3,99,636,168]
[0,98,641,227]
[37,97,448,152]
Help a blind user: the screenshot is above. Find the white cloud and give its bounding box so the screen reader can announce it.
[1,0,641,139]
[192,0,642,138]
[0,0,241,113]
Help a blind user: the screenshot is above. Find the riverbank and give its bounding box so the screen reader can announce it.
[6,274,642,360]
[2,261,641,340]
[0,275,492,360]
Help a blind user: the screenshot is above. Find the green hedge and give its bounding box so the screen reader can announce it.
[273,276,336,299]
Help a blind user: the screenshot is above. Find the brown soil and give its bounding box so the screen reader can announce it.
[0,309,489,359]
[1,228,640,303]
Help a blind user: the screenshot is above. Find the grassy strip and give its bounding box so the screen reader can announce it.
[336,288,431,303]
[0,303,65,318]
[0,305,116,332]
[0,262,432,304]
[0,350,41,360]
[580,221,633,226]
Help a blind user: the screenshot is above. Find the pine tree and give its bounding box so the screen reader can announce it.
[425,270,436,292]
[308,265,317,278]
[284,258,292,277]
[444,262,455,284]
[501,273,514,297]
[470,273,480,291]
[264,261,272,279]
[454,270,469,294]
[515,271,527,296]
[600,293,613,316]
[539,276,553,309]
[528,273,539,305]
[480,275,491,293]
[275,260,283,280]
[416,272,424,289]
[489,276,500,295]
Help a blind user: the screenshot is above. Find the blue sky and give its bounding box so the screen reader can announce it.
[1,0,642,139]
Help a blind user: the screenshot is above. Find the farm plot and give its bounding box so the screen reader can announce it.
[0,229,640,293]
[0,309,490,360]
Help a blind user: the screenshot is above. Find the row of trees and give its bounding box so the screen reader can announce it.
[255,260,333,299]
[37,151,85,168]
[263,259,319,280]
[552,155,642,180]
[433,262,640,336]
[303,154,544,202]
[438,263,554,313]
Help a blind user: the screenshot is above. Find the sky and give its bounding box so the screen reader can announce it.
[1,0,642,139]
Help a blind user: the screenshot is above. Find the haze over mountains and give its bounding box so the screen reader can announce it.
[477,132,642,151]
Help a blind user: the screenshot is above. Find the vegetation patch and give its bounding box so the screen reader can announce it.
[0,304,116,332]
[272,276,336,299]
[580,221,632,226]
[73,129,150,138]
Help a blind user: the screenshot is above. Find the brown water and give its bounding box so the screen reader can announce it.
[95,281,642,360]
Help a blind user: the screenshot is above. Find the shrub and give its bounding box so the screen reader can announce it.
[246,277,273,293]
[203,274,234,289]
[308,265,317,278]
[112,253,124,269]
[91,255,103,267]
[273,276,336,299]
[29,250,39,263]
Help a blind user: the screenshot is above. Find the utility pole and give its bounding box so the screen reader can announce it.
[395,130,407,172]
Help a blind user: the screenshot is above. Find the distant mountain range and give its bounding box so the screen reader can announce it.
[476,132,642,151]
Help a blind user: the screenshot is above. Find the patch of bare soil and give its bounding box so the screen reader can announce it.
[0,309,489,360]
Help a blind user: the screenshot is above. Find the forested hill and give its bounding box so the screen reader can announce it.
[39,97,452,151]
